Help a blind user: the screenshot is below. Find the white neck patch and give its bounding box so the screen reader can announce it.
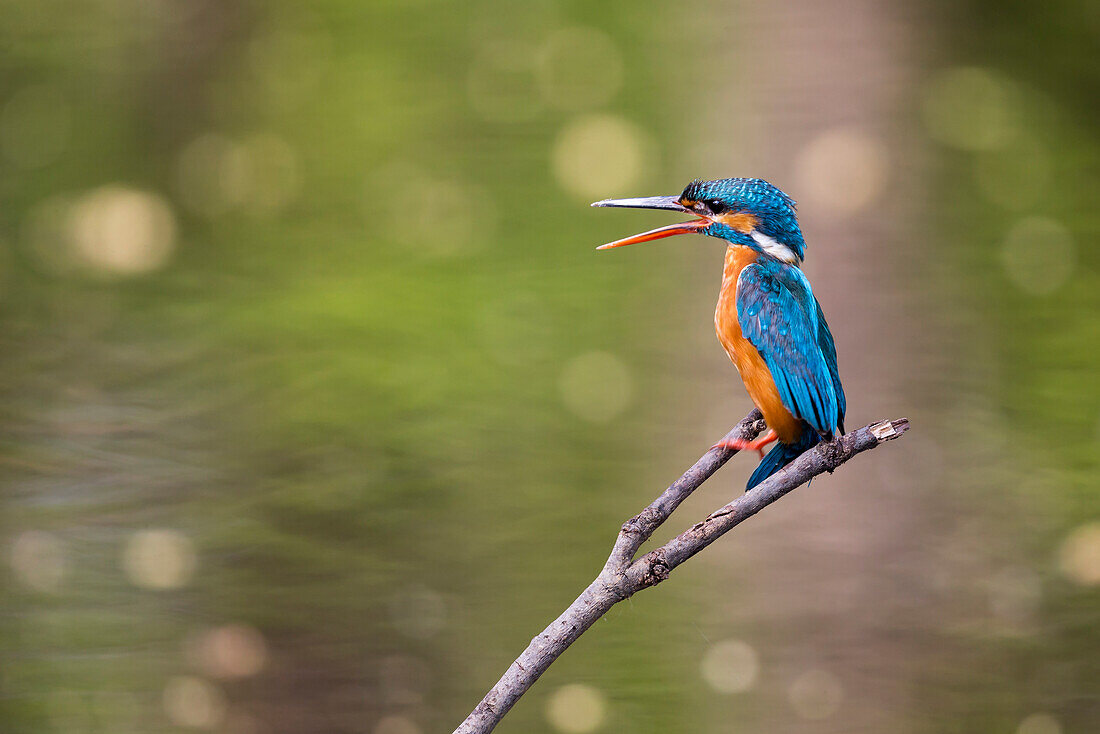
[750,230,799,264]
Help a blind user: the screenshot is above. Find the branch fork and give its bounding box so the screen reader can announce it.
[455,411,910,734]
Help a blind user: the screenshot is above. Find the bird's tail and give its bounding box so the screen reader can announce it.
[746,430,820,491]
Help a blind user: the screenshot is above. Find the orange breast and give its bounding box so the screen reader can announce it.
[714,246,801,443]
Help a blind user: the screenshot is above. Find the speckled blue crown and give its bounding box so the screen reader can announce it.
[682,178,806,261]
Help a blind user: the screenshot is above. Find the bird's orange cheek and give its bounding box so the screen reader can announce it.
[712,211,759,234]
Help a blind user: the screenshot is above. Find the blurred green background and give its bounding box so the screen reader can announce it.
[0,1,1097,733]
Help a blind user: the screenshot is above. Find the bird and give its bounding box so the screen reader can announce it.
[592,178,845,490]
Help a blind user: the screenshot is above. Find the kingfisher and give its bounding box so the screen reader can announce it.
[593,178,845,490]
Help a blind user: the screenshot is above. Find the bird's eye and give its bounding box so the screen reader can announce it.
[705,200,727,214]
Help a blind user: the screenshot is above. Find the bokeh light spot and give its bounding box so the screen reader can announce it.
[191,624,268,679]
[552,115,649,201]
[700,638,759,693]
[1058,522,1100,586]
[537,27,623,111]
[794,127,888,217]
[387,584,446,639]
[545,683,606,733]
[374,715,421,734]
[179,133,300,218]
[1001,217,1074,295]
[0,84,71,169]
[177,134,250,217]
[559,351,633,423]
[241,133,300,215]
[788,668,843,720]
[973,135,1051,210]
[122,528,197,590]
[921,67,1020,150]
[365,163,491,257]
[163,676,226,729]
[68,186,177,276]
[409,180,489,256]
[249,24,332,107]
[379,655,431,706]
[1017,713,1062,734]
[9,530,65,593]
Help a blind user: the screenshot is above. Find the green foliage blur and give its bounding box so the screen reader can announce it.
[0,1,1096,734]
[916,1,1100,731]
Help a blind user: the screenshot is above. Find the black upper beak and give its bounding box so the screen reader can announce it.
[590,195,710,250]
[590,195,691,213]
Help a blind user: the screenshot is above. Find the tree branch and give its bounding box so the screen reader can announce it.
[602,409,766,574]
[453,413,909,734]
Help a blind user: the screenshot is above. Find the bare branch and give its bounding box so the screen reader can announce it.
[454,415,909,734]
[602,409,765,574]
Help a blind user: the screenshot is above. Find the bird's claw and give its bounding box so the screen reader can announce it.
[711,429,778,458]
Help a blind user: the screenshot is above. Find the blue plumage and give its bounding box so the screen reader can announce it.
[684,178,846,488]
[814,298,846,434]
[747,430,821,490]
[681,178,807,261]
[592,177,846,491]
[736,262,841,437]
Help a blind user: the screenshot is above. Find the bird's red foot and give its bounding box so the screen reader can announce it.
[711,429,778,458]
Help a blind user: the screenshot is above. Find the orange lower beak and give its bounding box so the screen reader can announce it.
[590,194,710,250]
[595,218,710,250]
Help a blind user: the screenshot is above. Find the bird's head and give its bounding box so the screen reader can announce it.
[592,177,805,264]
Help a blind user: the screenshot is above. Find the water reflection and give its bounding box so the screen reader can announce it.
[0,84,71,169]
[0,2,1096,734]
[1001,217,1075,295]
[787,669,843,721]
[537,27,623,111]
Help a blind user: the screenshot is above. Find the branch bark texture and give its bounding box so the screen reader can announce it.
[454,412,910,734]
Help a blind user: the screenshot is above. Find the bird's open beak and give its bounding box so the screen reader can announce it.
[590,195,710,250]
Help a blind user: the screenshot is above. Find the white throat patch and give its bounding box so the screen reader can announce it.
[750,230,799,264]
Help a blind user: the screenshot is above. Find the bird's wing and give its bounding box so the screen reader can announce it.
[814,297,846,434]
[736,264,840,436]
